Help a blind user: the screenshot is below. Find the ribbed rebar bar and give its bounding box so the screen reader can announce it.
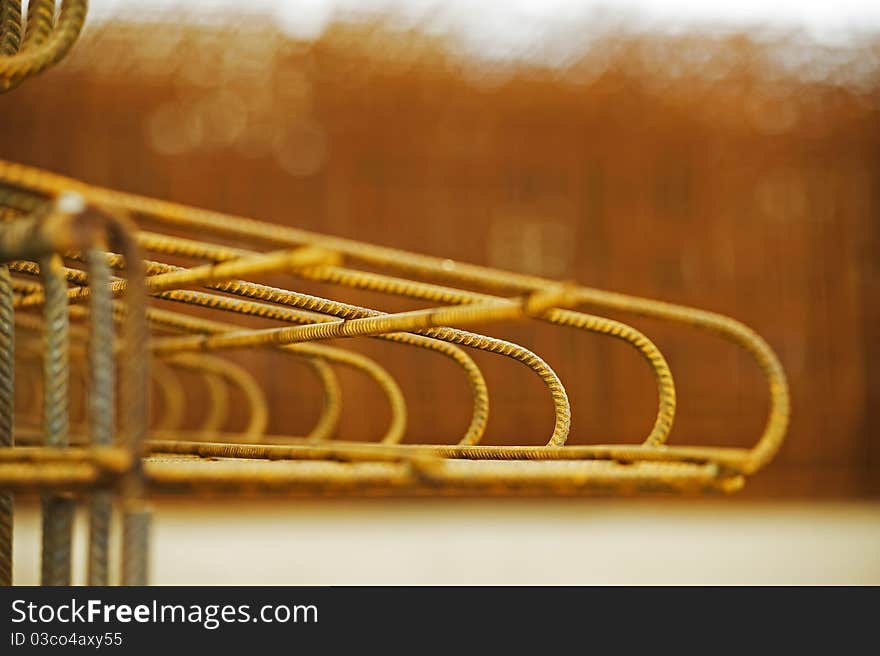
[105,209,151,587]
[15,245,340,307]
[0,264,14,585]
[1,0,87,92]
[86,247,113,585]
[121,502,149,586]
[39,254,73,586]
[21,0,54,50]
[0,0,22,56]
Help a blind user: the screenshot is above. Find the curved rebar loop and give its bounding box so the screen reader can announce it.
[149,359,186,433]
[75,184,782,469]
[146,288,483,444]
[568,291,788,472]
[141,307,405,444]
[149,356,226,436]
[0,0,86,92]
[192,366,231,437]
[297,357,340,442]
[163,335,341,443]
[14,245,341,308]
[275,269,675,445]
[0,1,22,56]
[162,353,269,441]
[145,280,488,445]
[0,264,14,585]
[139,232,675,447]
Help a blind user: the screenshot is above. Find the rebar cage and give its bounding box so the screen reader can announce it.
[0,160,790,585]
[0,1,790,585]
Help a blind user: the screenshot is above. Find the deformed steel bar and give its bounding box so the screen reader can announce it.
[145,436,755,477]
[14,244,341,307]
[0,264,13,585]
[22,0,55,51]
[0,0,23,57]
[163,353,268,440]
[142,458,742,497]
[142,307,404,444]
[0,446,742,496]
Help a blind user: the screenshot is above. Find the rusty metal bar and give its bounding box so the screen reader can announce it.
[0,264,13,585]
[86,246,113,586]
[39,253,73,585]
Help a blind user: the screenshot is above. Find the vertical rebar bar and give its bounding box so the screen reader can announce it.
[0,264,14,586]
[86,248,113,585]
[112,216,151,586]
[121,504,149,586]
[39,254,74,586]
